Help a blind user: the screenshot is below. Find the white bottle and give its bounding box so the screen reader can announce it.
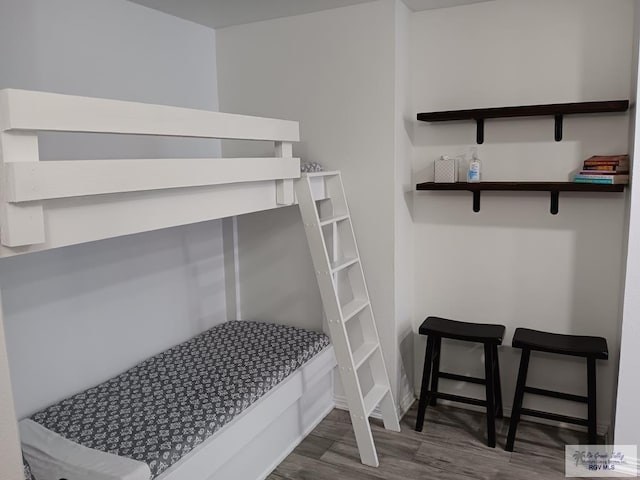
[467,147,481,183]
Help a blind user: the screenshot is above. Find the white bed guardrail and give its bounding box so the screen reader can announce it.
[0,89,300,250]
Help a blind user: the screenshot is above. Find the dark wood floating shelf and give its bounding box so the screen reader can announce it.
[415,181,625,215]
[417,100,629,144]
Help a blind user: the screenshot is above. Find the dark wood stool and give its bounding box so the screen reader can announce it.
[505,328,609,452]
[415,316,506,448]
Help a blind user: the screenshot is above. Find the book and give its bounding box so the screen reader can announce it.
[574,178,627,184]
[573,174,629,184]
[583,154,629,168]
[583,161,628,167]
[578,170,628,175]
[582,165,628,172]
[584,154,629,162]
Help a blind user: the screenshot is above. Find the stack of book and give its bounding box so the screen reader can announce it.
[573,155,630,184]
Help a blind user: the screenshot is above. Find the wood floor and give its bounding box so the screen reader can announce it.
[267,402,592,479]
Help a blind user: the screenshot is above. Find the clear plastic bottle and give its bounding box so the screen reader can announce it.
[467,147,481,183]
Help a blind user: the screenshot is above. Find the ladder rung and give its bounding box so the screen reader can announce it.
[364,384,389,417]
[303,171,341,178]
[353,343,379,370]
[319,214,349,226]
[331,256,359,273]
[341,298,369,322]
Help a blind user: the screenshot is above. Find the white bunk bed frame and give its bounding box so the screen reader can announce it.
[0,89,335,480]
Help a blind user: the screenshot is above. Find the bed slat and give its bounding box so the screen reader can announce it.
[0,181,294,257]
[5,157,300,202]
[0,89,300,142]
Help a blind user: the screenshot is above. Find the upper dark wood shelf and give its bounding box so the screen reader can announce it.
[416,181,625,214]
[417,101,629,122]
[417,100,629,143]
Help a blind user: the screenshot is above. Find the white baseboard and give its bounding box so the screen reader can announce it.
[332,395,348,413]
[336,386,611,439]
[335,386,611,440]
[334,389,416,421]
[398,390,417,418]
[614,456,639,477]
[419,397,610,439]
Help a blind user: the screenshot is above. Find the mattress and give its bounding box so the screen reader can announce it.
[21,320,330,480]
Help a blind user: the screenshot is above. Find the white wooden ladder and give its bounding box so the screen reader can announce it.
[295,171,401,467]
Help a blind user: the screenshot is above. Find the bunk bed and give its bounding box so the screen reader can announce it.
[0,89,336,480]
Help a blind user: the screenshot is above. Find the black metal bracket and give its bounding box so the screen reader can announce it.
[472,191,481,212]
[475,118,484,144]
[476,114,563,144]
[550,191,559,215]
[470,189,560,214]
[554,114,563,141]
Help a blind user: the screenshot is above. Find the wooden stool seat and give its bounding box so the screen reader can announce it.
[512,328,608,359]
[415,316,506,448]
[420,316,506,344]
[506,327,608,452]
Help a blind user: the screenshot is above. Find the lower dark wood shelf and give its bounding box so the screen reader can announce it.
[415,181,625,214]
[416,181,624,192]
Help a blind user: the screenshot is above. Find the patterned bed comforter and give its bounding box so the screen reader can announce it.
[23,455,34,480]
[30,320,330,479]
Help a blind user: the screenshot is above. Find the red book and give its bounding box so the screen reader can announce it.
[583,154,629,167]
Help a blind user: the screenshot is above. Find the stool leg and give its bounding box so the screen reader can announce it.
[429,337,442,406]
[587,357,597,444]
[484,343,496,448]
[415,336,435,432]
[493,345,503,419]
[506,349,530,452]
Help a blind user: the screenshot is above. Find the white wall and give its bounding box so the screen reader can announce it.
[217,0,634,432]
[411,0,634,433]
[0,0,225,418]
[615,1,640,447]
[216,0,405,404]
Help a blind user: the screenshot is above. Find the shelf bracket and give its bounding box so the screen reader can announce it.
[475,118,484,144]
[554,114,563,141]
[550,191,559,215]
[472,191,481,212]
